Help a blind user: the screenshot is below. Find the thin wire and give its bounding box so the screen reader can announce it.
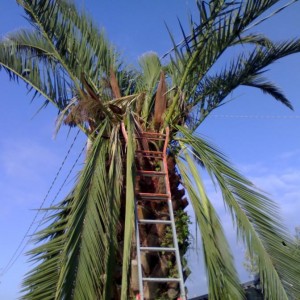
[211,114,300,119]
[34,142,86,231]
[0,130,82,276]
[1,143,87,276]
[162,0,297,59]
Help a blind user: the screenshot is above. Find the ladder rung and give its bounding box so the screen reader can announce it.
[139,219,172,225]
[136,192,169,200]
[140,247,176,252]
[142,277,181,282]
[140,132,166,137]
[135,151,164,158]
[136,137,165,141]
[136,150,163,155]
[136,155,163,158]
[137,170,166,176]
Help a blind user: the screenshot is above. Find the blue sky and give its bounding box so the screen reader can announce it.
[0,1,300,299]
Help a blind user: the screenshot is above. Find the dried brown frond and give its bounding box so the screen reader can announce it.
[110,68,121,98]
[108,104,124,115]
[81,73,99,102]
[64,93,105,128]
[153,71,167,130]
[64,102,85,127]
[135,92,145,116]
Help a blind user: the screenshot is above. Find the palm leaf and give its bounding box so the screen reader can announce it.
[153,71,167,129]
[121,114,136,300]
[137,53,162,121]
[0,31,68,110]
[186,38,300,127]
[177,149,243,300]
[21,195,73,299]
[22,120,124,299]
[164,0,299,124]
[177,126,300,298]
[70,124,122,300]
[17,0,117,89]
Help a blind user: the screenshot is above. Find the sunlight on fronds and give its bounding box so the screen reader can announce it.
[121,114,136,300]
[177,149,242,300]
[177,126,300,298]
[2,0,300,299]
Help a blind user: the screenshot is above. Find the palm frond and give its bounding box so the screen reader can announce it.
[188,39,300,127]
[153,71,167,129]
[231,33,274,47]
[22,120,124,299]
[17,0,118,92]
[55,0,117,81]
[121,114,136,300]
[177,149,243,300]
[71,124,122,300]
[21,195,73,299]
[0,31,68,110]
[164,0,299,124]
[137,53,162,121]
[177,126,300,298]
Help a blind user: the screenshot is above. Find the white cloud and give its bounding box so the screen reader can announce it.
[238,162,270,175]
[0,138,59,180]
[247,166,300,231]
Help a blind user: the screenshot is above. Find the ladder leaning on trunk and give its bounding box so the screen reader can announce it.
[132,127,186,300]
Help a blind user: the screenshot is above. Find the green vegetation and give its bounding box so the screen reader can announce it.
[1,1,300,299]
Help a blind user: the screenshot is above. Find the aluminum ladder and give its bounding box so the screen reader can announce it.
[134,127,186,300]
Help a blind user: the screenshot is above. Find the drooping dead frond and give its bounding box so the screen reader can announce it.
[110,68,122,98]
[153,71,167,130]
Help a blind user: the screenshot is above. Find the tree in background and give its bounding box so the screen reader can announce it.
[244,226,300,278]
[1,1,300,299]
[244,226,300,299]
[244,250,259,279]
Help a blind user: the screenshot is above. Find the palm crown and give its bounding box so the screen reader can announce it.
[1,0,300,299]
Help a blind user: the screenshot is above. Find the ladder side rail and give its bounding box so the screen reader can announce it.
[134,203,144,300]
[162,127,187,300]
[122,121,144,299]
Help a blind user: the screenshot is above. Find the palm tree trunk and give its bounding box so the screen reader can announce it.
[125,153,189,299]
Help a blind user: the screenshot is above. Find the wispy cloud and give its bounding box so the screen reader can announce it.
[0,137,73,213]
[0,138,59,180]
[279,149,300,160]
[186,150,300,296]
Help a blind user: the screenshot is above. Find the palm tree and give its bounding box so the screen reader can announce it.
[1,0,300,299]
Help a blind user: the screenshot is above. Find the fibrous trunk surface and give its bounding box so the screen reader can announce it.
[116,132,189,299]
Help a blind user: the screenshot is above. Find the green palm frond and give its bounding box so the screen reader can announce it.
[164,0,299,124]
[2,1,300,299]
[177,126,300,298]
[137,53,162,121]
[189,39,300,126]
[17,0,118,89]
[22,195,73,299]
[121,115,136,300]
[5,29,54,56]
[230,33,274,47]
[177,149,242,300]
[176,0,294,55]
[53,0,117,81]
[0,31,68,110]
[21,121,124,299]
[69,124,122,300]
